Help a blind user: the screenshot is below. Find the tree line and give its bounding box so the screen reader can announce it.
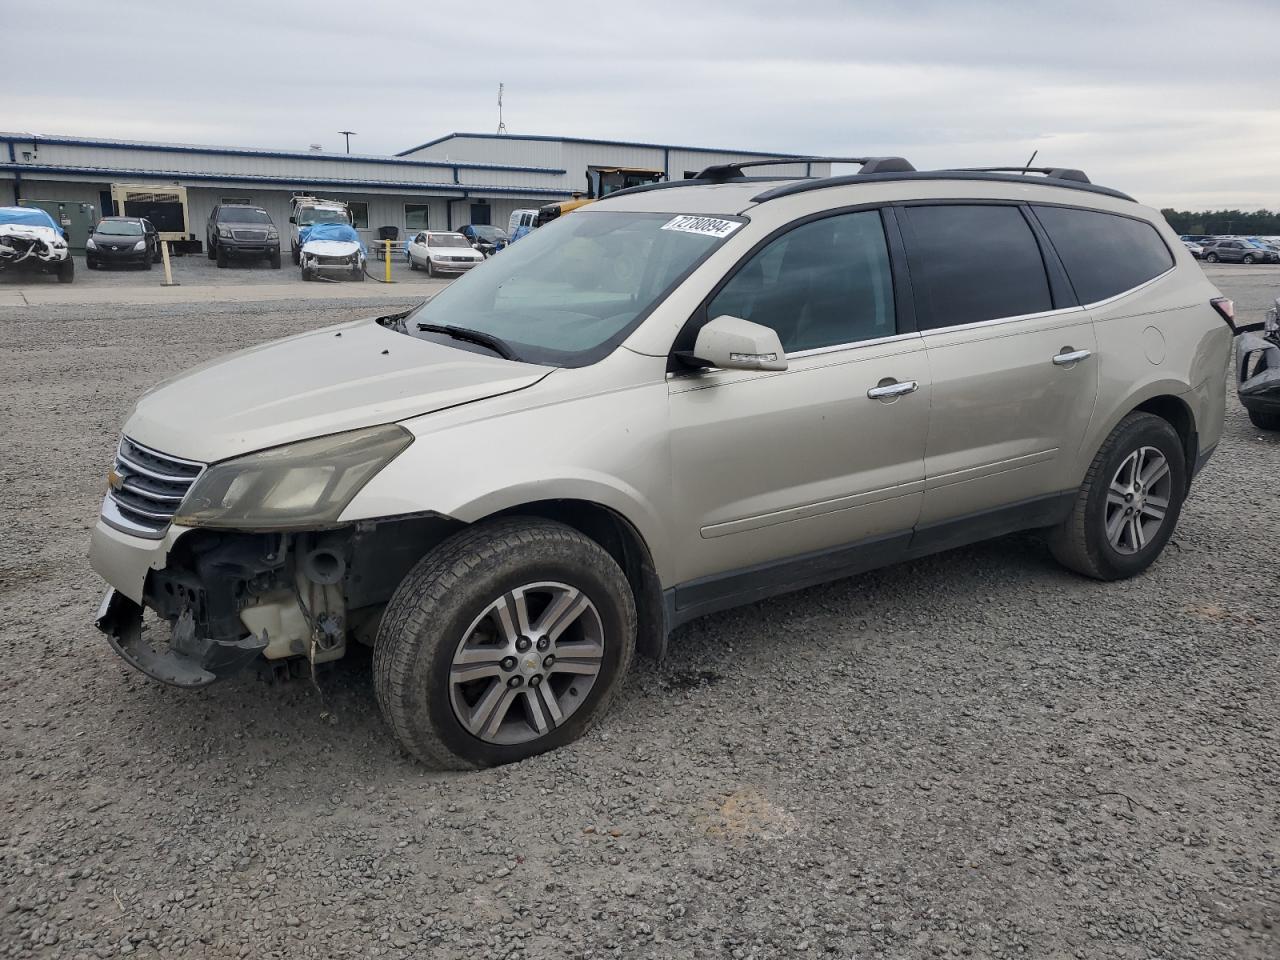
[1160,208,1280,236]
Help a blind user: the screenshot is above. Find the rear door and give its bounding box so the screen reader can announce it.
[897,202,1098,535]
[667,208,930,611]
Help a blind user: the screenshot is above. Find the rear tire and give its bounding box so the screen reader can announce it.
[374,518,636,769]
[1243,254,1256,265]
[1049,412,1187,581]
[1205,252,1219,263]
[1247,408,1280,431]
[291,244,300,265]
[409,256,418,271]
[206,241,215,261]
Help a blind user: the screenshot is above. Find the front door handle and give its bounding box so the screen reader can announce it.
[1052,348,1092,366]
[867,379,919,400]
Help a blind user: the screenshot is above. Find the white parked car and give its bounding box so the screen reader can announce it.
[407,231,485,277]
[299,223,365,281]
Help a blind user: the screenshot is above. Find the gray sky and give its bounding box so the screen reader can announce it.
[6,0,1278,210]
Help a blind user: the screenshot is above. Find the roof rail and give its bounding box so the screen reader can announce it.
[947,166,1091,184]
[694,155,915,184]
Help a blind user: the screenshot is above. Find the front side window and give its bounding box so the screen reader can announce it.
[407,211,737,367]
[901,204,1052,329]
[1032,205,1173,304]
[705,210,896,352]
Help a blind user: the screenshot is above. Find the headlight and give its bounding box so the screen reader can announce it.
[86,238,96,249]
[133,240,147,251]
[217,226,233,238]
[267,228,279,240]
[173,425,413,530]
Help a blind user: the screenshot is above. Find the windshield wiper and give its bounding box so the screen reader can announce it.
[416,322,517,360]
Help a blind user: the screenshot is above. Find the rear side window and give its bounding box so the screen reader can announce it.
[900,205,1052,329]
[1032,205,1173,304]
[706,210,895,352]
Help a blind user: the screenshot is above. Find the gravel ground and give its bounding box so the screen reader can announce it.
[0,266,1277,959]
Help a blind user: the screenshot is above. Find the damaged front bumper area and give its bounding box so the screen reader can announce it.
[0,224,70,273]
[1236,299,1280,423]
[90,515,454,688]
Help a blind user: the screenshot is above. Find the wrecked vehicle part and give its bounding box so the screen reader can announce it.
[0,207,72,281]
[1236,298,1280,430]
[93,514,461,687]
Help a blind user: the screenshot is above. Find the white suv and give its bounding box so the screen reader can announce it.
[91,158,1235,768]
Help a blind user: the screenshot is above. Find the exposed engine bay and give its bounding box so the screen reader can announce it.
[0,222,69,268]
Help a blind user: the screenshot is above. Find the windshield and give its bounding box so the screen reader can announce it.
[97,220,143,236]
[429,234,471,247]
[471,225,507,241]
[406,210,740,366]
[300,207,348,225]
[219,207,272,224]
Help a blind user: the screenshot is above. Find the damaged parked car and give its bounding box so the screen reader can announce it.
[299,222,365,281]
[1237,297,1280,430]
[91,158,1234,769]
[0,206,74,283]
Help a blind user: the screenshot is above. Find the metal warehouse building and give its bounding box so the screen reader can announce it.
[0,131,826,252]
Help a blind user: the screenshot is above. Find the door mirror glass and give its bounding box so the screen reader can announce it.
[692,315,787,371]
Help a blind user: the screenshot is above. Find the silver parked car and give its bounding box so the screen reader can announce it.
[91,158,1234,768]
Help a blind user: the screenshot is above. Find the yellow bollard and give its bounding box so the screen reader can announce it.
[384,239,392,282]
[160,240,179,287]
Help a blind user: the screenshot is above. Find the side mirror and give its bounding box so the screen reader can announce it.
[288,216,296,224]
[687,315,787,371]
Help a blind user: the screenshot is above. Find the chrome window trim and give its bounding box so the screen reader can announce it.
[1077,264,1175,311]
[786,331,921,360]
[920,305,1086,337]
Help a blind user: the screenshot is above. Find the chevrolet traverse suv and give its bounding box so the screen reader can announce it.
[91,158,1234,769]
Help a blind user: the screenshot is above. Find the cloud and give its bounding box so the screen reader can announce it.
[5,0,1278,209]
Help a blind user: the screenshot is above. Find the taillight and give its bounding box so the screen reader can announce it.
[1210,297,1235,330]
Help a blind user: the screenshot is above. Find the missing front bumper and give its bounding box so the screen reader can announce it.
[95,588,266,688]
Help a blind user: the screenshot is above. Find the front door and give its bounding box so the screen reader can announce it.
[897,203,1098,530]
[666,209,931,618]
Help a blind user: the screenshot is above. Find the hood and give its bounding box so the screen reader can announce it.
[123,317,553,463]
[302,238,362,257]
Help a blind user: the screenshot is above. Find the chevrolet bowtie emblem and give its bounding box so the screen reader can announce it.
[107,468,123,491]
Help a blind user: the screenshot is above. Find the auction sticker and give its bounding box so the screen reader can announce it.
[660,215,742,239]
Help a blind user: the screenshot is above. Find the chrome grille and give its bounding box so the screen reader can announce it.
[231,229,267,241]
[103,436,205,538]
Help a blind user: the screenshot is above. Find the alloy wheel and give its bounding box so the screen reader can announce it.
[1105,445,1172,555]
[448,582,605,745]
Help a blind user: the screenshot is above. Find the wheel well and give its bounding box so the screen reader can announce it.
[1132,394,1197,487]
[490,499,667,661]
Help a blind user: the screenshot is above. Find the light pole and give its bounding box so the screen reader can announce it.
[338,130,356,153]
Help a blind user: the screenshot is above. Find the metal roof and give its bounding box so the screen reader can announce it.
[0,162,575,197]
[0,132,565,175]
[396,131,823,159]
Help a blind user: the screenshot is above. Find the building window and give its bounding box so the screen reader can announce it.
[405,204,430,231]
[469,201,491,226]
[346,201,370,230]
[220,197,252,205]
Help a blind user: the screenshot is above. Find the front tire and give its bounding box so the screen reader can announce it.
[57,258,74,283]
[1243,254,1256,265]
[1247,408,1280,431]
[216,246,228,269]
[269,250,281,269]
[1049,412,1187,581]
[1205,252,1219,263]
[374,518,637,769]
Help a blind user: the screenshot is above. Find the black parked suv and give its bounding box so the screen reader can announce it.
[206,205,282,268]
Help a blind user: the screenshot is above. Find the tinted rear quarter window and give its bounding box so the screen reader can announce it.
[900,204,1052,329]
[1032,205,1173,304]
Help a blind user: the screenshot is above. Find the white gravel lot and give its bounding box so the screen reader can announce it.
[0,266,1276,960]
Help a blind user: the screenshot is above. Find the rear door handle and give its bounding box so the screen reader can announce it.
[1052,349,1092,366]
[867,379,919,400]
